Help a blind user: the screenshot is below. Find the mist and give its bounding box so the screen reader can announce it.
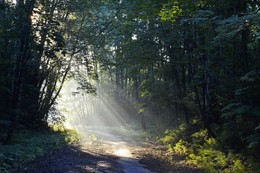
[56,78,139,141]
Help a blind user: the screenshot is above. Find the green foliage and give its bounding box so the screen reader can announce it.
[64,129,80,144]
[191,129,208,146]
[188,147,249,173]
[160,124,188,153]
[140,79,152,98]
[188,130,249,173]
[88,134,98,144]
[160,125,252,172]
[220,71,260,155]
[159,1,182,22]
[173,139,189,154]
[0,129,79,173]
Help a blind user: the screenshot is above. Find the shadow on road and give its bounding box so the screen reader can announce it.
[15,145,123,173]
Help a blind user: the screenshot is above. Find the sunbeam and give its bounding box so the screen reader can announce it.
[55,76,158,173]
[57,77,137,144]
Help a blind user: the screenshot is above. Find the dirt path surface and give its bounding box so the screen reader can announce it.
[82,128,202,173]
[16,128,203,173]
[82,129,155,173]
[15,145,123,173]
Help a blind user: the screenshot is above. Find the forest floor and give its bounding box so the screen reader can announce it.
[15,128,203,173]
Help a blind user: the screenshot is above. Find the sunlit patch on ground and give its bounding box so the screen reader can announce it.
[77,127,156,173]
[114,148,133,157]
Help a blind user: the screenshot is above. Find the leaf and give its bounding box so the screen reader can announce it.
[221,103,241,112]
[245,134,260,143]
[234,105,252,115]
[235,86,252,96]
[240,70,260,82]
[159,1,182,22]
[218,15,240,25]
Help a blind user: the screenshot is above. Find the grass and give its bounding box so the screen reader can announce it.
[0,126,79,173]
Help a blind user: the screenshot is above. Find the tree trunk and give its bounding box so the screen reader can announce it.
[5,0,36,143]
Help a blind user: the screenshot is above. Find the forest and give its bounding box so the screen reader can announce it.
[0,0,259,172]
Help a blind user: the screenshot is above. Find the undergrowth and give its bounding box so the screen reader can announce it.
[0,125,79,173]
[160,124,259,173]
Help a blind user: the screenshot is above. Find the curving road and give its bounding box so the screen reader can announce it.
[83,128,156,173]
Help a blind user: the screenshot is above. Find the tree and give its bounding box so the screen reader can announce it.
[0,0,99,143]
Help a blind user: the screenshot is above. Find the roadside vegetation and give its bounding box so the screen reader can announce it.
[0,125,79,173]
[134,121,260,173]
[160,125,249,173]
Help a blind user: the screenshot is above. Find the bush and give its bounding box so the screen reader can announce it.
[160,125,251,173]
[160,123,188,153]
[187,130,249,173]
[173,139,189,155]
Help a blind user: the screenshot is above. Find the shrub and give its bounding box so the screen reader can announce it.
[173,139,189,155]
[160,125,251,173]
[160,123,188,153]
[188,147,229,173]
[187,129,249,173]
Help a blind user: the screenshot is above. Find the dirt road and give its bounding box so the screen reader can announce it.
[16,128,202,173]
[82,129,155,173]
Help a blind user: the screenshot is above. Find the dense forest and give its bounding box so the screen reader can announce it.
[0,0,259,172]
